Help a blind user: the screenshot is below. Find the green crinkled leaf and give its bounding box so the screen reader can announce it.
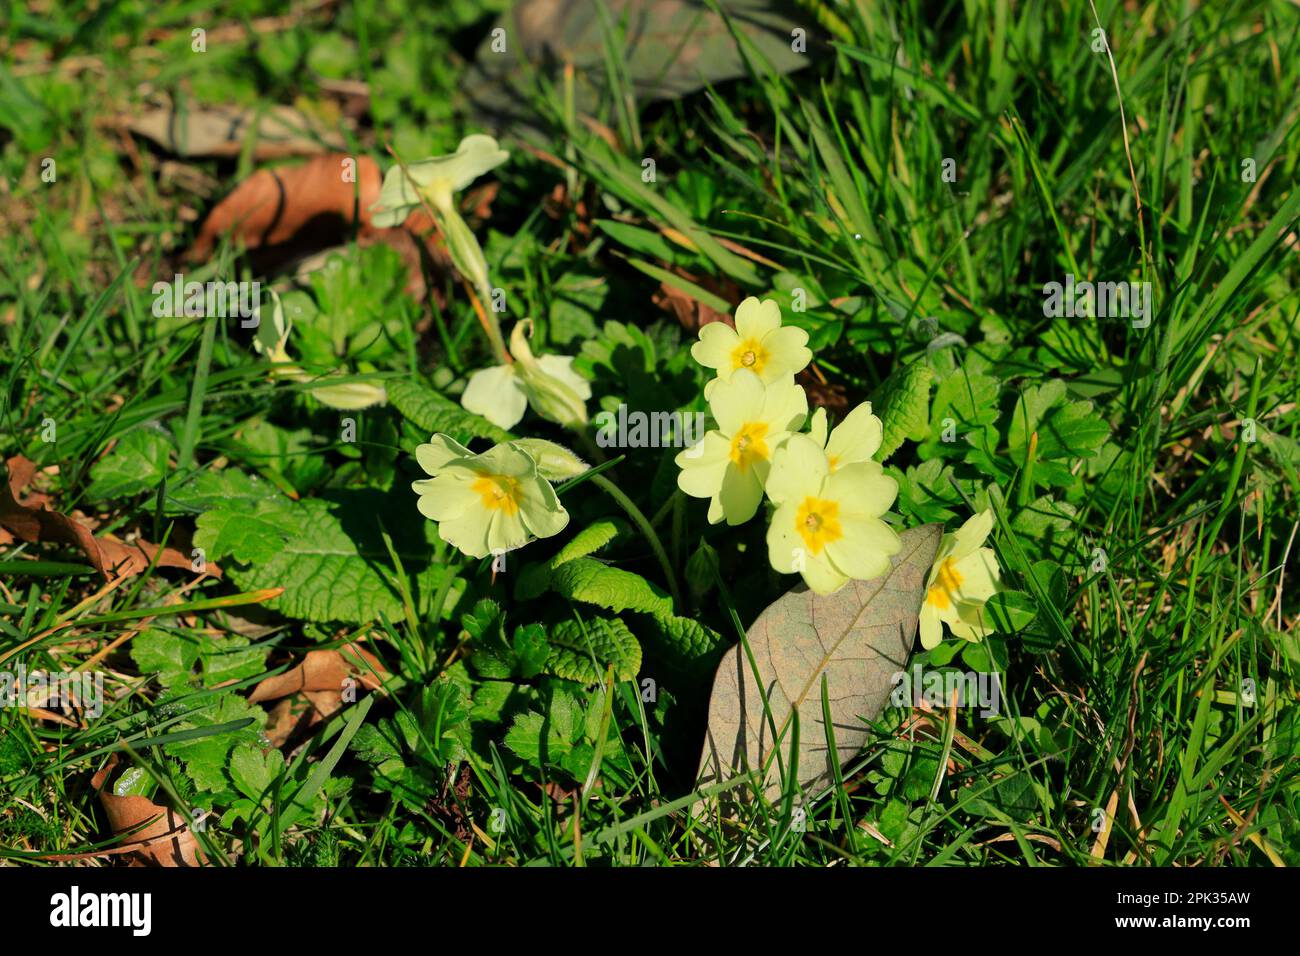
[870,361,932,461]
[194,498,300,564]
[639,612,727,675]
[199,634,270,686]
[547,557,672,615]
[166,468,282,515]
[85,427,170,501]
[387,378,512,445]
[547,616,642,683]
[130,628,199,686]
[166,693,265,793]
[505,711,577,767]
[551,520,621,566]
[515,520,624,600]
[230,742,284,801]
[223,491,449,624]
[1008,379,1110,460]
[930,366,1001,430]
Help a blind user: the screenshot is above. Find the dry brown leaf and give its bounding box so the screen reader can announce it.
[249,643,387,705]
[651,266,741,334]
[0,455,219,582]
[698,525,941,802]
[187,152,382,264]
[92,759,205,867]
[125,103,347,160]
[262,695,318,749]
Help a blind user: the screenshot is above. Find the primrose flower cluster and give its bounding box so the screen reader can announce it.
[675,297,1001,645]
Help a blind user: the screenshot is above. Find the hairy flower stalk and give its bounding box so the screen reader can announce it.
[371,134,511,362]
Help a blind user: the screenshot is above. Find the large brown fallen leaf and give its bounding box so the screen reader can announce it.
[187,152,382,263]
[124,102,347,160]
[698,524,941,802]
[0,455,219,582]
[186,153,457,298]
[91,759,204,867]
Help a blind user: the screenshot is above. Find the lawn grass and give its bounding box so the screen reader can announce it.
[0,0,1297,867]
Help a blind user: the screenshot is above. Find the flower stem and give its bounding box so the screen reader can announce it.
[590,474,684,613]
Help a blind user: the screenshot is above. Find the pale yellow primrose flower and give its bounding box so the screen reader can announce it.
[692,297,811,397]
[675,369,807,526]
[461,321,590,430]
[371,134,509,229]
[807,403,884,471]
[765,434,901,595]
[919,509,1001,650]
[411,434,569,559]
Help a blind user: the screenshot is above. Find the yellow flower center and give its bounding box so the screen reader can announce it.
[826,453,841,471]
[926,558,964,609]
[729,422,770,471]
[795,496,842,554]
[730,338,769,374]
[471,475,522,515]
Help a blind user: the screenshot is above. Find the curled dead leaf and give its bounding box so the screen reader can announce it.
[248,643,387,704]
[187,152,382,266]
[91,759,205,867]
[0,455,219,582]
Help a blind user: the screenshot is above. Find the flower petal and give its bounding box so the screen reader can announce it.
[692,322,740,372]
[801,551,848,594]
[479,441,538,478]
[718,461,765,525]
[536,354,592,399]
[951,509,994,559]
[413,472,480,521]
[485,508,530,555]
[416,434,475,476]
[758,325,811,380]
[766,502,802,572]
[708,368,765,434]
[826,401,883,465]
[826,514,899,581]
[808,406,829,449]
[437,134,510,193]
[436,507,495,559]
[826,461,898,517]
[953,547,1000,602]
[462,364,527,429]
[765,433,827,505]
[759,376,809,432]
[733,296,781,339]
[676,431,730,499]
[517,477,570,541]
[919,605,943,649]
